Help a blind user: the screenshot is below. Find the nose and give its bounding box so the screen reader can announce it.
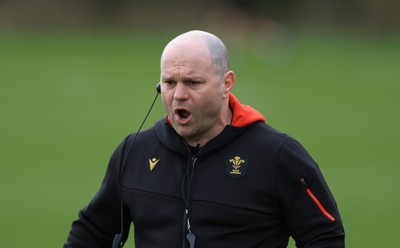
[173,82,189,100]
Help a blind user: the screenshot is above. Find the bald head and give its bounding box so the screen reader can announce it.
[161,30,230,79]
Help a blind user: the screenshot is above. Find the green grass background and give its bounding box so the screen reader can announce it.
[0,29,399,247]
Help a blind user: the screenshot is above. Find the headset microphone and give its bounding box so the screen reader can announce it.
[156,82,161,94]
[112,82,160,248]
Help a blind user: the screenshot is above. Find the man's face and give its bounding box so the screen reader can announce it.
[160,39,227,146]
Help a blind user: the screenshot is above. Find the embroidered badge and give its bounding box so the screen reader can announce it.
[149,157,160,171]
[226,155,249,179]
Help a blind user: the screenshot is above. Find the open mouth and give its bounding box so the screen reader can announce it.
[178,109,190,119]
[175,108,191,122]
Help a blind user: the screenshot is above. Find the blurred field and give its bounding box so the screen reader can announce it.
[0,29,399,247]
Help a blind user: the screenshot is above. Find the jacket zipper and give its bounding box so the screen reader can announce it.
[299,177,336,222]
[182,147,199,248]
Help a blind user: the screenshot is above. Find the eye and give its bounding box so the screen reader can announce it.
[187,80,200,87]
[164,80,176,86]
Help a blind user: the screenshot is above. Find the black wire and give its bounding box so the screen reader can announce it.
[115,90,159,247]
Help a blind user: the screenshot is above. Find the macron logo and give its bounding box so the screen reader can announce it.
[149,158,160,171]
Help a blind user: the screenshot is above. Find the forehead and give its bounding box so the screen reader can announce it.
[160,38,213,75]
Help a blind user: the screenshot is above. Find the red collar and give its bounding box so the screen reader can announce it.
[229,93,266,127]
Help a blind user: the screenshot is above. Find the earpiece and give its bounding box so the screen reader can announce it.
[156,82,161,94]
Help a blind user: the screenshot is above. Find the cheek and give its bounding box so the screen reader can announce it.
[161,95,171,112]
[198,92,221,112]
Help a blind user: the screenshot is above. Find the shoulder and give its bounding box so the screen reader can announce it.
[244,121,291,147]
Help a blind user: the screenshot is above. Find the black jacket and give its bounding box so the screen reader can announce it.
[65,97,344,248]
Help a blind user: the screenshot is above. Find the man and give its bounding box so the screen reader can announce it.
[65,30,345,247]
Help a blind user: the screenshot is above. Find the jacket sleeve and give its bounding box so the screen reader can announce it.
[276,137,345,248]
[64,135,132,248]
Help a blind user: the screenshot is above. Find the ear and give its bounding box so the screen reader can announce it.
[222,70,235,98]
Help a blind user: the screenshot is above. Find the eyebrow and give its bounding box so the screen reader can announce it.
[161,76,204,82]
